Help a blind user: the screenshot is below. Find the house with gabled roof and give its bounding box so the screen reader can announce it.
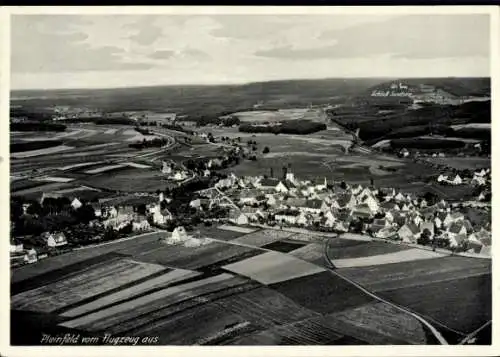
[370,218,391,233]
[337,194,357,210]
[352,204,373,220]
[398,222,421,243]
[324,210,336,227]
[300,199,323,214]
[71,198,83,210]
[361,194,380,214]
[394,192,406,202]
[275,180,297,194]
[434,211,450,229]
[419,206,436,221]
[275,210,301,225]
[443,212,464,228]
[257,177,280,190]
[351,185,363,195]
[447,221,467,239]
[381,201,400,212]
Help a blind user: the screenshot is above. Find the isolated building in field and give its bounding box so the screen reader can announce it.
[171,226,188,243]
[71,198,83,210]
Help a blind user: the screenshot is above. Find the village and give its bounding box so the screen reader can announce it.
[10,155,492,268]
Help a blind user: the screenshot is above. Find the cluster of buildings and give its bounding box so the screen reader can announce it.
[52,106,103,120]
[436,168,490,187]
[204,168,491,255]
[370,82,489,106]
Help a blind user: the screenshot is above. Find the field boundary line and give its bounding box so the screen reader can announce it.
[323,238,449,345]
[458,320,491,345]
[74,230,165,251]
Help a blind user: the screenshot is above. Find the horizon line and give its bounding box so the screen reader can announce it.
[10,75,491,92]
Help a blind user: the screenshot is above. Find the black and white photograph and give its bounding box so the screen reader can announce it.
[3,6,496,352]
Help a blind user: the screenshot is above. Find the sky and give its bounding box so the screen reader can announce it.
[10,13,491,90]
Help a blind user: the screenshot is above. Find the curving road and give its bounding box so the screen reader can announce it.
[323,238,449,345]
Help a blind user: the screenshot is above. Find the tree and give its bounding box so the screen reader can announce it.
[417,228,432,245]
[263,146,270,154]
[423,191,438,206]
[26,201,43,216]
[73,205,96,224]
[137,204,147,216]
[340,181,347,190]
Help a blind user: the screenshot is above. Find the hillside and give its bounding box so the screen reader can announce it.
[10,78,388,117]
[367,77,490,97]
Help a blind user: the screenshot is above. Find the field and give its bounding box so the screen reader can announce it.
[223,251,326,285]
[423,156,491,170]
[337,256,491,335]
[11,226,491,345]
[327,240,412,260]
[232,109,311,123]
[331,248,445,269]
[11,258,166,313]
[10,123,179,194]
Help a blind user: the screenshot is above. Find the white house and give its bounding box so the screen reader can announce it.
[171,226,188,243]
[71,198,82,210]
[394,192,406,202]
[437,174,448,183]
[324,210,336,227]
[362,195,379,214]
[398,223,421,243]
[472,176,486,186]
[24,248,38,264]
[46,232,68,248]
[132,219,151,232]
[451,174,463,185]
[275,211,300,225]
[156,208,172,225]
[10,241,24,253]
[231,212,249,225]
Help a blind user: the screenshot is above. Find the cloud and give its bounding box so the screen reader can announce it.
[11,16,153,73]
[181,48,211,61]
[149,50,176,59]
[125,18,164,46]
[318,14,489,60]
[210,15,301,40]
[255,44,340,60]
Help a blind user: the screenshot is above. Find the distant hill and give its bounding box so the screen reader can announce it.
[11,78,388,117]
[367,77,490,97]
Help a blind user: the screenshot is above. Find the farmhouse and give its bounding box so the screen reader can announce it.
[152,206,172,225]
[171,226,188,243]
[258,177,280,190]
[398,223,421,243]
[24,248,38,264]
[230,211,249,225]
[275,210,300,225]
[132,217,151,232]
[352,204,373,219]
[43,232,68,248]
[300,199,323,214]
